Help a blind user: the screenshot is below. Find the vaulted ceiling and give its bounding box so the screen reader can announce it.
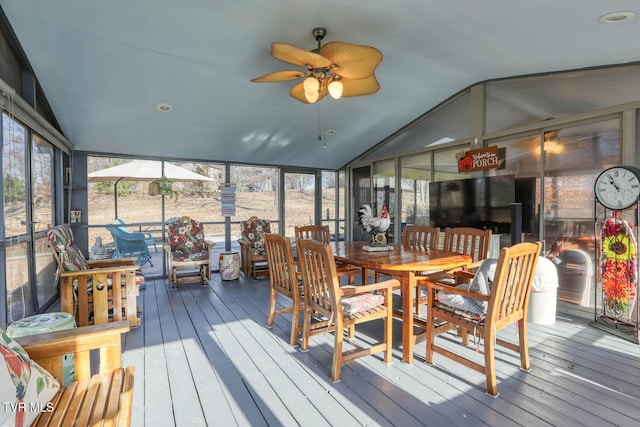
[1,1,639,169]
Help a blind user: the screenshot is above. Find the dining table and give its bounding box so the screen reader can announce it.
[330,241,472,364]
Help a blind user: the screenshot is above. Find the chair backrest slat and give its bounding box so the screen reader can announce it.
[297,238,339,318]
[295,225,331,244]
[443,227,492,263]
[402,225,440,248]
[264,234,298,296]
[488,242,541,324]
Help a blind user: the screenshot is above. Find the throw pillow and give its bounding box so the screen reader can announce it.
[0,329,60,427]
[437,258,498,316]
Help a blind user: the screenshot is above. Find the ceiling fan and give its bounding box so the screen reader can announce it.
[251,27,383,104]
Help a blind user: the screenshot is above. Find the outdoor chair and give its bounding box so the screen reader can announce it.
[423,241,541,397]
[48,224,142,327]
[165,216,214,288]
[416,227,492,311]
[115,218,158,252]
[296,238,398,382]
[264,233,304,346]
[294,225,360,285]
[238,216,271,279]
[107,223,153,267]
[3,321,134,426]
[402,225,441,248]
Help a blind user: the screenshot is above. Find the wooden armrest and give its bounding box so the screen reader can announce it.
[16,321,131,355]
[340,279,399,295]
[424,280,490,301]
[237,239,252,246]
[17,321,131,382]
[87,258,137,268]
[59,265,140,278]
[452,270,476,281]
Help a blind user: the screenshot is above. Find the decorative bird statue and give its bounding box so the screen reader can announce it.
[358,203,391,234]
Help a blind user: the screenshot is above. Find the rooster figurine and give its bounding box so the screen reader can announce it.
[358,203,391,246]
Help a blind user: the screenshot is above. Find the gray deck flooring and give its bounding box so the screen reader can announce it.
[121,274,640,427]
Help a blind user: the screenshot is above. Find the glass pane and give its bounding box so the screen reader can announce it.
[283,172,315,237]
[433,145,483,181]
[231,165,279,234]
[543,119,620,309]
[3,112,27,237]
[31,134,54,232]
[485,67,640,134]
[6,240,34,323]
[351,166,371,241]
[87,157,224,276]
[321,171,339,240]
[401,152,432,233]
[490,134,542,246]
[373,159,395,243]
[34,235,57,309]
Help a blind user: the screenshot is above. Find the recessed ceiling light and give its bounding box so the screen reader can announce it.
[598,11,636,24]
[156,103,172,112]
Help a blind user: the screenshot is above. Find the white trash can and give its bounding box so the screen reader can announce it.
[528,257,559,325]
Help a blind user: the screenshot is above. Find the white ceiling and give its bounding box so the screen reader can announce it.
[1,1,639,170]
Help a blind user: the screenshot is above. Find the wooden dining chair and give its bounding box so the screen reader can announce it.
[295,225,360,285]
[402,225,440,248]
[264,233,304,346]
[423,241,542,397]
[416,227,492,311]
[296,238,398,382]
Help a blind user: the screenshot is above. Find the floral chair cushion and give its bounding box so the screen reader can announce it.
[342,292,385,316]
[240,217,271,255]
[0,329,60,427]
[168,217,209,262]
[47,225,89,272]
[48,225,145,291]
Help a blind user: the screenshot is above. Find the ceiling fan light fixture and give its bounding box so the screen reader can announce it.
[303,76,320,96]
[328,79,343,99]
[305,90,319,103]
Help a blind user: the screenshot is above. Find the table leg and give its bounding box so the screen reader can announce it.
[402,272,415,364]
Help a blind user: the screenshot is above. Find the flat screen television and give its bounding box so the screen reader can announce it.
[429,175,515,233]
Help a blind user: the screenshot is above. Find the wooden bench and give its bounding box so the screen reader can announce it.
[15,321,134,426]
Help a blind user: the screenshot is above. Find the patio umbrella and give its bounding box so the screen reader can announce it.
[88,160,216,219]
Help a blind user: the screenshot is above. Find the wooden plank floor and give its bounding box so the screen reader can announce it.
[122,275,640,427]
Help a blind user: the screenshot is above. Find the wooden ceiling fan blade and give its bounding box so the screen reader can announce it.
[251,70,306,82]
[290,82,327,104]
[271,42,332,68]
[320,41,383,79]
[340,75,380,97]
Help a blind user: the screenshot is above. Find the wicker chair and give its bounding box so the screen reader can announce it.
[107,224,153,267]
[115,218,158,252]
[423,241,541,396]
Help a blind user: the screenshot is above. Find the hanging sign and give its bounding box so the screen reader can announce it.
[220,183,236,217]
[457,146,503,172]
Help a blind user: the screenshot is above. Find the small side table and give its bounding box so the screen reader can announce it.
[7,312,76,385]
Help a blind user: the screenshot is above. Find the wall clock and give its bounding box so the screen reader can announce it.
[594,165,640,210]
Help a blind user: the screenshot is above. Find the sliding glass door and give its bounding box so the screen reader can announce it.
[3,114,57,323]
